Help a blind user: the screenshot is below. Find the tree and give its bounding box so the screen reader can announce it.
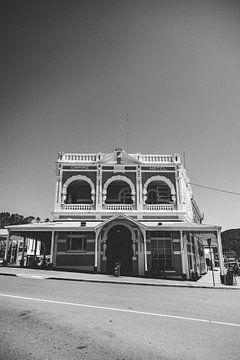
[0,212,37,228]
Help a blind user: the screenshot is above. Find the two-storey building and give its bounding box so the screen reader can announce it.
[5,149,224,280]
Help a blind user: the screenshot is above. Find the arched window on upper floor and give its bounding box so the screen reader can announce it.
[146,180,172,204]
[105,181,133,204]
[66,180,92,204]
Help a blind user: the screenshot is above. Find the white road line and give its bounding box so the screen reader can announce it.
[0,293,239,328]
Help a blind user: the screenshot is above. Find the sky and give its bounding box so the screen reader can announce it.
[0,0,240,230]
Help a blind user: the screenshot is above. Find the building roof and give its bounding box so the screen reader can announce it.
[5,218,220,233]
[5,222,102,232]
[139,222,221,231]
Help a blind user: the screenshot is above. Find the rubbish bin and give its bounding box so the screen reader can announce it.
[225,270,236,285]
[113,261,120,277]
[220,274,226,285]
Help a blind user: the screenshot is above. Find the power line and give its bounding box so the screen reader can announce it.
[190,182,240,196]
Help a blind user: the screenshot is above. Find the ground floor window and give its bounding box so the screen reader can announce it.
[67,236,87,252]
[151,239,173,271]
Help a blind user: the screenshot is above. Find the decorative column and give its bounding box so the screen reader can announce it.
[96,165,100,210]
[102,191,107,206]
[55,164,63,211]
[177,169,184,212]
[138,166,143,210]
[171,190,176,207]
[91,191,96,205]
[143,190,147,209]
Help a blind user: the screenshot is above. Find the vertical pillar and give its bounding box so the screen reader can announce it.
[138,166,144,210]
[94,228,100,273]
[54,164,62,212]
[143,230,148,275]
[177,169,185,212]
[3,231,10,266]
[34,239,38,256]
[180,230,186,280]
[16,239,20,266]
[20,236,26,267]
[96,165,100,210]
[50,230,55,264]
[216,229,225,277]
[52,232,58,268]
[9,241,13,264]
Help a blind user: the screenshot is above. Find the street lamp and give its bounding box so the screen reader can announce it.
[207,238,215,287]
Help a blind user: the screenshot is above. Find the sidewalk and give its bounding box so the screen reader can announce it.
[0,266,239,289]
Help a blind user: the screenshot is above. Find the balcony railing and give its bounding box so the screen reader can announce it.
[62,204,93,211]
[136,154,177,163]
[144,204,174,211]
[60,203,175,211]
[58,153,98,163]
[58,152,180,164]
[104,204,133,211]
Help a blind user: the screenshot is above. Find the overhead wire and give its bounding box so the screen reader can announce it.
[190,182,240,196]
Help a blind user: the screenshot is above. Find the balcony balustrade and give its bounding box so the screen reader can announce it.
[60,203,175,211]
[62,204,93,211]
[144,204,174,211]
[58,152,180,164]
[59,153,98,162]
[136,154,178,163]
[104,204,133,211]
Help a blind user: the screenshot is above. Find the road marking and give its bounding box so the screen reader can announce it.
[0,293,239,328]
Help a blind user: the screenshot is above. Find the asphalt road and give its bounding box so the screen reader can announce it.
[0,276,240,360]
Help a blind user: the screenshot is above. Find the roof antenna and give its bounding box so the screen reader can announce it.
[126,111,129,153]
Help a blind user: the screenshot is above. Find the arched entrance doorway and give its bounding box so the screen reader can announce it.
[106,225,133,275]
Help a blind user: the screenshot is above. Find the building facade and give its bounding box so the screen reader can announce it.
[5,149,224,280]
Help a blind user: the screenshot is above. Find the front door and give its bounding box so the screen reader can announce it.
[106,225,133,275]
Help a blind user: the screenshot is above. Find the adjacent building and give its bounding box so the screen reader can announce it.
[4,149,224,280]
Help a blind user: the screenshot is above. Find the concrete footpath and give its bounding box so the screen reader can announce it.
[0,266,239,289]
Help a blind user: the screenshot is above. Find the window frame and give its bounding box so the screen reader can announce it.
[150,237,174,270]
[66,235,87,252]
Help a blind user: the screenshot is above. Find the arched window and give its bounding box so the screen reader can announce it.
[105,181,133,204]
[146,181,172,204]
[66,180,92,204]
